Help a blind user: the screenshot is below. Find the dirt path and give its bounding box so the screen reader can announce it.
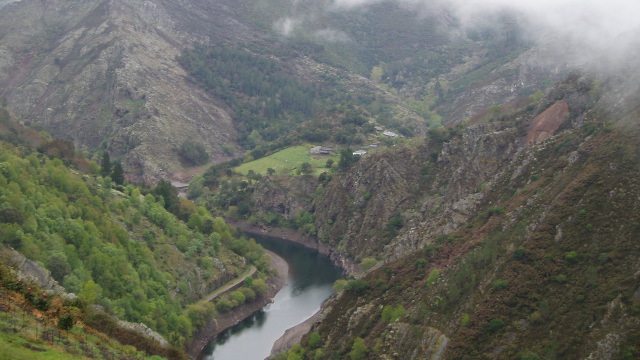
[201,265,256,304]
[186,250,289,358]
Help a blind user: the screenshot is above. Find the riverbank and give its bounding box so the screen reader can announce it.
[270,308,322,357]
[186,250,288,359]
[227,219,358,275]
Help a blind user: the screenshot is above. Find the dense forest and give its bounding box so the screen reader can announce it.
[0,118,272,349]
[178,45,321,147]
[178,44,423,155]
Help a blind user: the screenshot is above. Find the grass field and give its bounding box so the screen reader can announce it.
[235,145,338,176]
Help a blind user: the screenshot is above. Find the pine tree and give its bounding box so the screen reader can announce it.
[100,152,111,177]
[111,161,125,185]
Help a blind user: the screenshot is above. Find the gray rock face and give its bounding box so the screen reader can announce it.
[117,320,169,346]
[0,0,240,183]
[7,247,67,294]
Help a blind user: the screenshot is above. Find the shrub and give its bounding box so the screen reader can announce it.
[381,304,406,322]
[513,247,526,260]
[58,314,75,330]
[555,274,567,283]
[251,279,268,295]
[240,287,256,302]
[492,279,509,290]
[529,311,542,324]
[32,294,50,311]
[426,269,440,288]
[178,141,209,166]
[521,353,541,360]
[333,279,348,292]
[215,298,232,312]
[565,251,578,262]
[488,318,505,332]
[349,337,367,360]
[461,313,470,327]
[360,258,376,271]
[345,279,369,294]
[308,331,322,349]
[230,290,246,305]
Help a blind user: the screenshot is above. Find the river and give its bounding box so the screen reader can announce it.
[201,234,344,360]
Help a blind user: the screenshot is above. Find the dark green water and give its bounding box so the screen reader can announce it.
[201,234,343,360]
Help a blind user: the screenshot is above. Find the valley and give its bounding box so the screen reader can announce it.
[0,0,639,359]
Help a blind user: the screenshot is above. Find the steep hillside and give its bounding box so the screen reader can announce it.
[0,0,239,183]
[267,71,640,359]
[0,106,277,354]
[0,0,577,183]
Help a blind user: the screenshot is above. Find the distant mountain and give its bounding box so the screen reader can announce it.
[0,0,572,182]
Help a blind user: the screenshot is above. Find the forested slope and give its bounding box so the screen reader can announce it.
[0,110,274,356]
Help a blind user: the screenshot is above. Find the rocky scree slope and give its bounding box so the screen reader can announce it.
[0,0,241,183]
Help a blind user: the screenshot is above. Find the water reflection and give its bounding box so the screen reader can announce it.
[201,234,343,360]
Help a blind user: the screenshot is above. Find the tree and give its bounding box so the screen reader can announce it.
[298,162,313,175]
[338,148,358,171]
[100,152,111,177]
[178,140,209,166]
[79,280,101,305]
[252,278,268,295]
[350,337,367,360]
[325,159,334,168]
[111,161,125,185]
[370,65,383,83]
[152,180,179,214]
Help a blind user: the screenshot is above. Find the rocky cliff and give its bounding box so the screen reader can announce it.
[0,0,241,183]
[275,71,640,359]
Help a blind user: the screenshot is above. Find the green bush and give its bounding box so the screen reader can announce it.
[381,304,406,322]
[461,313,470,327]
[565,251,578,262]
[215,298,233,312]
[58,314,75,330]
[488,318,505,332]
[178,141,209,166]
[349,337,367,360]
[555,274,567,283]
[308,331,322,349]
[230,290,246,305]
[513,247,526,260]
[344,279,369,295]
[521,352,541,360]
[415,259,427,271]
[492,279,509,290]
[360,258,377,271]
[426,269,440,288]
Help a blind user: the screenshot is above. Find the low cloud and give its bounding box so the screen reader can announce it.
[332,0,640,50]
[273,17,302,37]
[313,28,351,42]
[275,0,640,69]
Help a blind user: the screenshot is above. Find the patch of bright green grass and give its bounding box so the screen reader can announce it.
[236,145,337,176]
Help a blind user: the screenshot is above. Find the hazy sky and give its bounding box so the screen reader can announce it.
[331,0,640,49]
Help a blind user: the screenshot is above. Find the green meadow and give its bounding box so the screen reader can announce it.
[235,145,338,176]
